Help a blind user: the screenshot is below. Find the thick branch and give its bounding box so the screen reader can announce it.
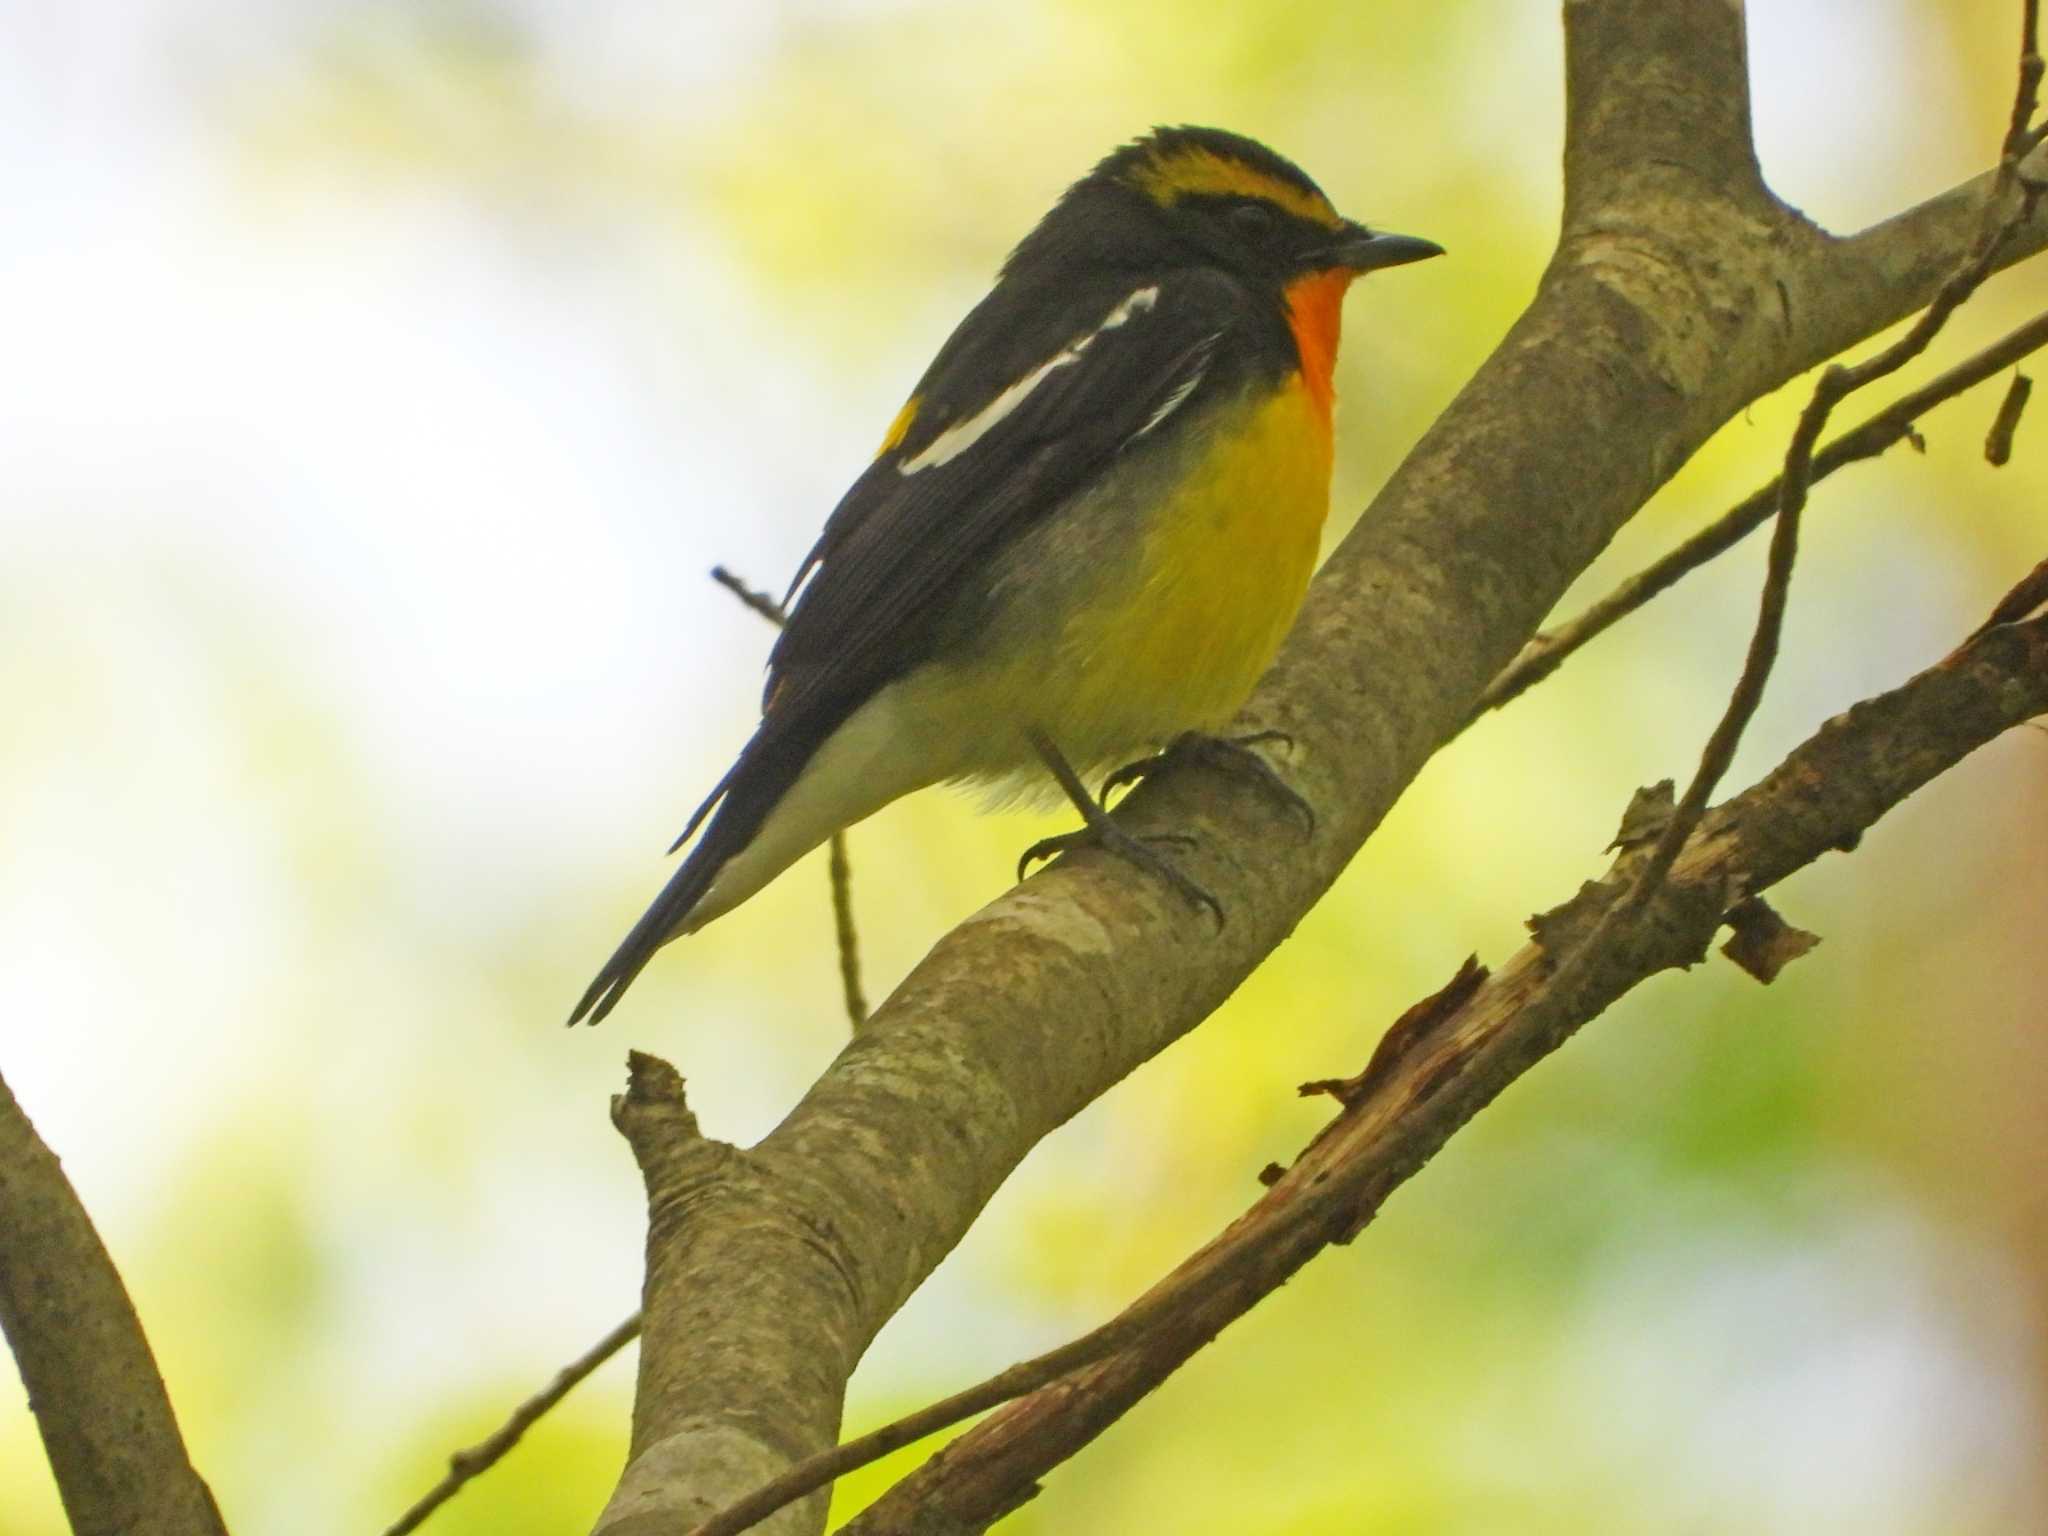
[838,597,2048,1536]
[600,3,2048,1528]
[593,1055,839,1536]
[0,1069,228,1536]
[1561,0,1766,230]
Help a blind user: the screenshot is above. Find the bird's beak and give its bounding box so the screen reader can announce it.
[1324,222,1445,274]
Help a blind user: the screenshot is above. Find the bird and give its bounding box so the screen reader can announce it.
[570,125,1441,1025]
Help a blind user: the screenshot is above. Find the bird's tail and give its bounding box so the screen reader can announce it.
[567,846,716,1026]
[567,712,824,1026]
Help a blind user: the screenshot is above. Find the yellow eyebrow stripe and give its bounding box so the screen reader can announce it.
[1131,146,1342,229]
[877,396,920,457]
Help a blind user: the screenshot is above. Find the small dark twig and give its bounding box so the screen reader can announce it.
[1986,371,2033,464]
[381,1313,643,1536]
[707,564,868,1032]
[709,564,789,627]
[1620,384,1817,910]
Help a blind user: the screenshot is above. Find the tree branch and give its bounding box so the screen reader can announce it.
[833,586,2048,1536]
[0,1069,229,1536]
[593,1055,844,1536]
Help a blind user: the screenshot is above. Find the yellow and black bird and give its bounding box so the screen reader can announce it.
[571,126,1440,1024]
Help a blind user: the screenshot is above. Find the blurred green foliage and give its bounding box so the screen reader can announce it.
[5,4,2045,1536]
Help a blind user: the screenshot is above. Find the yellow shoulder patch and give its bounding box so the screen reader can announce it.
[877,395,919,457]
[1130,145,1342,230]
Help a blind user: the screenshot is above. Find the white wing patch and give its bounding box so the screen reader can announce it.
[1134,340,1215,439]
[898,285,1160,475]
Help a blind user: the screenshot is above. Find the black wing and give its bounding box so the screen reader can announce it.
[766,266,1257,718]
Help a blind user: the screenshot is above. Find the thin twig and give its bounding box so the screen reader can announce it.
[678,1281,1188,1536]
[381,1313,643,1536]
[828,832,869,1025]
[1985,371,2034,464]
[1620,394,1811,908]
[708,564,789,627]
[707,564,868,1031]
[1474,308,2048,719]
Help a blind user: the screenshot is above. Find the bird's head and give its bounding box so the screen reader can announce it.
[1007,125,1443,289]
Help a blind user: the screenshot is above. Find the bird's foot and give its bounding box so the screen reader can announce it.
[1021,724,1225,923]
[1101,730,1315,833]
[1017,821,1220,924]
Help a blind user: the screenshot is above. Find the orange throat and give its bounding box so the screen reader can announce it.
[1283,268,1353,434]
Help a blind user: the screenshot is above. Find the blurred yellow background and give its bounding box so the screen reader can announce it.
[3,3,2044,1533]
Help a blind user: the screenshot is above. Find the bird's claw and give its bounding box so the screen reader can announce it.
[1016,824,1220,924]
[1101,731,1315,833]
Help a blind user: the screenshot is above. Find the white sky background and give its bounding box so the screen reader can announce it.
[1,3,2040,1532]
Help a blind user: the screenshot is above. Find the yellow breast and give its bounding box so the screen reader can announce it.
[1050,376,1332,761]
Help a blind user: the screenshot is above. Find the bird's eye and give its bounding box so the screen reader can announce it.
[1228,202,1279,241]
